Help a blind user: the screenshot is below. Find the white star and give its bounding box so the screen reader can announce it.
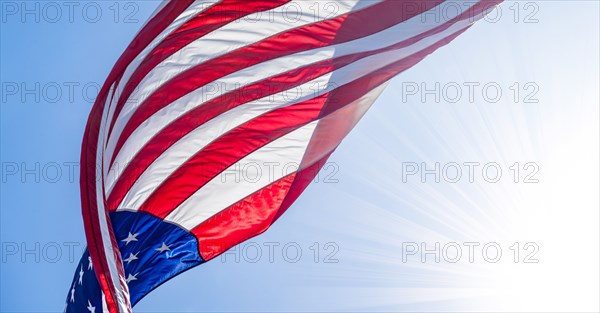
[155,242,171,253]
[86,300,95,313]
[87,256,93,270]
[78,265,84,285]
[121,232,139,245]
[70,286,75,303]
[124,252,138,264]
[126,272,138,284]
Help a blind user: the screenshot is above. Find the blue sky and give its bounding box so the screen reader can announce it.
[1,1,599,312]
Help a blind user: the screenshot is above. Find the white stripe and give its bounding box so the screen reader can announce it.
[103,0,221,171]
[164,120,319,230]
[105,0,481,193]
[103,0,375,169]
[96,85,131,312]
[112,14,479,210]
[101,292,110,313]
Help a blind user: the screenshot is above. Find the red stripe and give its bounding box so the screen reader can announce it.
[107,0,443,167]
[193,151,334,261]
[81,91,123,313]
[79,2,193,312]
[105,0,489,213]
[102,86,130,310]
[193,172,298,260]
[105,0,290,143]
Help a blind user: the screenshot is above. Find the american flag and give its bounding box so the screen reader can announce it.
[66,1,501,312]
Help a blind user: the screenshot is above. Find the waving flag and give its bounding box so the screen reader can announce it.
[66,1,501,312]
